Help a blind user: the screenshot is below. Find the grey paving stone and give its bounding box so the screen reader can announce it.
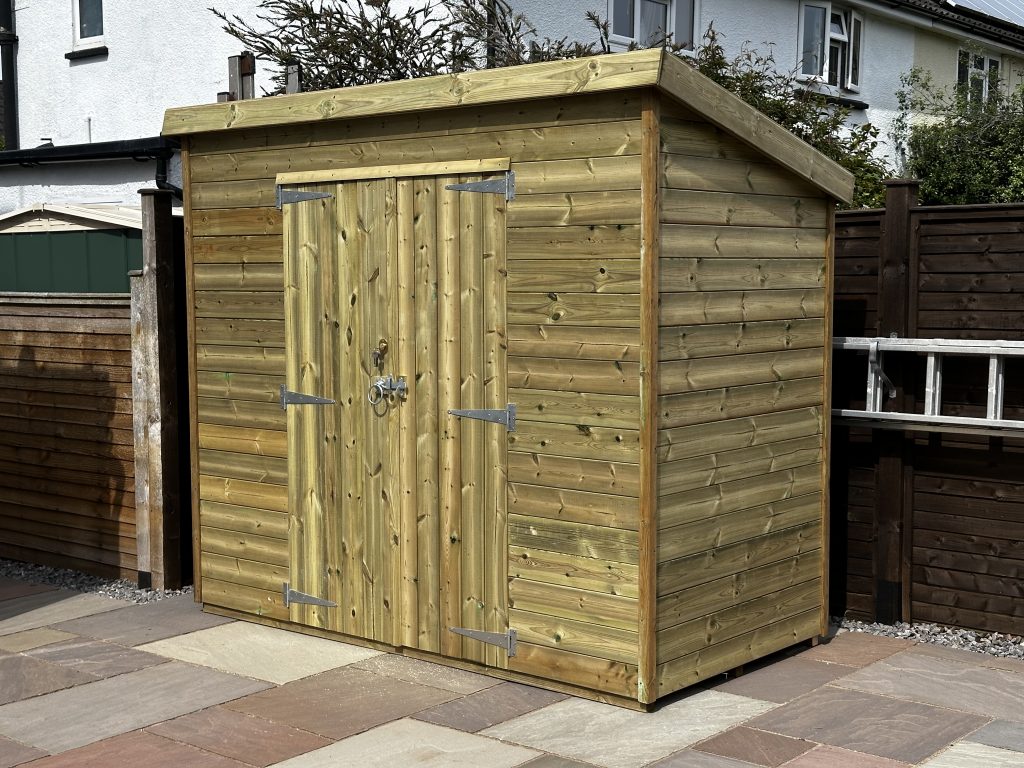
[25,638,167,679]
[0,660,271,753]
[53,594,232,646]
[0,592,126,637]
[967,720,1024,753]
[414,682,566,732]
[18,730,253,768]
[0,654,97,705]
[353,653,497,694]
[0,735,46,768]
[0,628,76,653]
[520,756,604,768]
[713,656,855,704]
[919,741,1024,768]
[646,749,759,767]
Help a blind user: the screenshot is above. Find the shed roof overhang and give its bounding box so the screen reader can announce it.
[162,49,854,204]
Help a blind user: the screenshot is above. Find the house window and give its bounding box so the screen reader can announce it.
[73,0,103,48]
[609,0,698,50]
[799,2,863,91]
[958,50,999,102]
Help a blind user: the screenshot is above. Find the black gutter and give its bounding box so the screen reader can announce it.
[0,0,18,150]
[0,136,178,166]
[887,0,1024,49]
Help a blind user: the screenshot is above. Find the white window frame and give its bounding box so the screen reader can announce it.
[72,0,104,50]
[958,49,1000,103]
[798,1,863,92]
[608,0,700,52]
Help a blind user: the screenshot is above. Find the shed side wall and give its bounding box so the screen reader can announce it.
[654,112,829,697]
[185,92,646,698]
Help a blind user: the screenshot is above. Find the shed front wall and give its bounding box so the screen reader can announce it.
[185,92,646,700]
[653,106,830,697]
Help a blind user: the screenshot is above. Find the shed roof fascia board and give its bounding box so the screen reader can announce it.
[162,49,665,137]
[655,53,855,203]
[0,203,145,230]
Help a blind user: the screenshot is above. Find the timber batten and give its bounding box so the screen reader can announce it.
[167,49,847,706]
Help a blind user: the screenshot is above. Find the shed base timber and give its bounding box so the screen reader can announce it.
[201,604,820,708]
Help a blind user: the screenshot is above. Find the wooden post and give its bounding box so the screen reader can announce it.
[873,179,919,623]
[131,189,181,590]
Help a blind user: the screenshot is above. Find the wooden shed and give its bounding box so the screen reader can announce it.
[163,48,853,707]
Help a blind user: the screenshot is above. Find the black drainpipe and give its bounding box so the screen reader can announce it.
[155,155,183,200]
[0,0,18,150]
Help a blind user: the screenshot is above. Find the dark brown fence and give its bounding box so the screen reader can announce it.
[832,181,1024,636]
[0,294,138,578]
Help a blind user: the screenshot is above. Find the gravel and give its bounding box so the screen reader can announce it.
[0,558,192,604]
[834,615,1024,661]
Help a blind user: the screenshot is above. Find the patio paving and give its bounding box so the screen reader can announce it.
[0,571,1022,767]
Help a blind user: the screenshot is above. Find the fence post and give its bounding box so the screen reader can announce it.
[873,179,919,623]
[131,189,181,590]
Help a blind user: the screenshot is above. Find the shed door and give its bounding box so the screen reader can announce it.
[282,172,509,668]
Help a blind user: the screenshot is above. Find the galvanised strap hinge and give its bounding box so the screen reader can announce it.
[449,626,518,656]
[282,583,337,608]
[280,385,336,410]
[276,187,333,208]
[447,404,516,432]
[445,171,515,201]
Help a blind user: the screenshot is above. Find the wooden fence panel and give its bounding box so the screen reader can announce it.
[0,295,137,578]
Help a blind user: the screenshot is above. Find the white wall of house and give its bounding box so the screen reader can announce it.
[14,0,275,149]
[0,159,162,213]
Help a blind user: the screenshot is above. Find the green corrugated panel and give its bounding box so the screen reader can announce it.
[0,228,143,293]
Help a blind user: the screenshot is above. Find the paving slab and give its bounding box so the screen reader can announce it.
[414,682,567,732]
[0,592,126,637]
[0,736,46,768]
[482,690,775,768]
[147,706,332,767]
[903,642,1024,675]
[746,686,987,764]
[691,726,813,767]
[53,594,232,646]
[225,666,459,740]
[25,638,167,679]
[797,632,913,667]
[520,756,604,768]
[138,621,382,683]
[0,654,97,706]
[713,656,856,704]
[267,718,540,768]
[647,750,761,767]
[0,661,271,753]
[778,745,910,767]
[0,629,75,654]
[834,651,1024,722]
[353,653,498,694]
[966,720,1024,753]
[0,582,57,602]
[918,741,1024,768]
[21,730,254,768]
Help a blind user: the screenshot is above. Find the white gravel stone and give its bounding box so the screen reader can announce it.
[0,558,191,604]
[833,616,1024,661]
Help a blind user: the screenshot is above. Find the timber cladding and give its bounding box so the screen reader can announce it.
[0,295,137,577]
[167,48,850,706]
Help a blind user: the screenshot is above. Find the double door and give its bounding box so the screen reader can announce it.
[282,164,510,667]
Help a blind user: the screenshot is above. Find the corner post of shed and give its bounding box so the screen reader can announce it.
[131,188,182,590]
[638,88,662,705]
[873,178,920,623]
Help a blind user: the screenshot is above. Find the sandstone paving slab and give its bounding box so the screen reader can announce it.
[147,706,333,767]
[53,594,232,646]
[353,653,498,694]
[19,730,254,768]
[967,720,1024,753]
[0,735,46,768]
[0,654,97,706]
[267,718,540,768]
[777,745,910,768]
[918,741,1024,768]
[647,749,762,767]
[25,638,167,679]
[691,726,813,767]
[520,755,605,768]
[0,629,75,654]
[137,621,382,684]
[225,666,459,740]
[713,656,856,704]
[414,682,567,733]
[746,686,986,764]
[798,632,914,667]
[0,582,57,602]
[482,690,776,768]
[907,643,1024,675]
[834,651,1024,722]
[0,661,271,753]
[0,592,125,637]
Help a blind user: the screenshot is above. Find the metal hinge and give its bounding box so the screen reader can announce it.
[448,404,516,432]
[276,188,333,208]
[449,627,517,656]
[280,385,336,410]
[282,583,337,608]
[446,171,515,201]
